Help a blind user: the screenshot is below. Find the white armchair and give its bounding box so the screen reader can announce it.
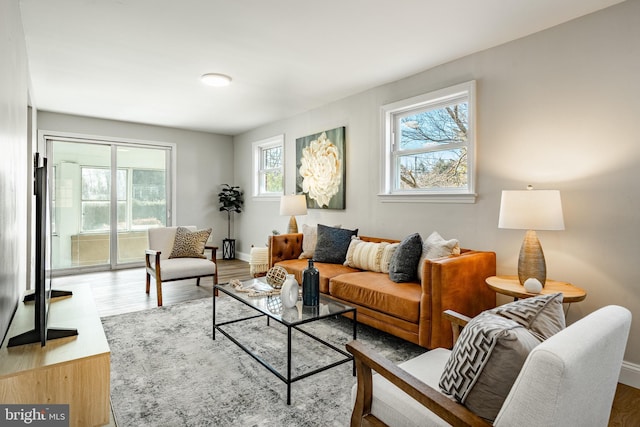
[347,305,632,427]
[145,226,217,306]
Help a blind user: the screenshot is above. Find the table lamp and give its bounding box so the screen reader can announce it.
[280,194,307,234]
[498,186,564,286]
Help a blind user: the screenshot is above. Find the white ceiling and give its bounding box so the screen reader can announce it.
[20,0,624,136]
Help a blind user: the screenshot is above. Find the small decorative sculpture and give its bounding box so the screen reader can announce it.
[266,265,288,289]
[280,274,299,308]
[524,277,543,294]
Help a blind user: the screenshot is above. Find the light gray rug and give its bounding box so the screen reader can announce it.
[102,294,425,427]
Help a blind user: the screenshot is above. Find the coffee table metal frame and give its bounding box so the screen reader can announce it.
[213,281,357,405]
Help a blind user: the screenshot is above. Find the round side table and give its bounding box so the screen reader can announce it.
[485,275,587,303]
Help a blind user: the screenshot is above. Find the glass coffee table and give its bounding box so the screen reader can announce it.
[213,278,357,405]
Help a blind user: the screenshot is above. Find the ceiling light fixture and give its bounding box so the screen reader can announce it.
[200,73,232,87]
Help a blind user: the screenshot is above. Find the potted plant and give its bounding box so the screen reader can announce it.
[218,184,244,259]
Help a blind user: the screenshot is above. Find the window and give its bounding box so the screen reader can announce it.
[81,167,126,232]
[381,81,476,203]
[81,167,166,232]
[253,135,284,197]
[130,169,166,230]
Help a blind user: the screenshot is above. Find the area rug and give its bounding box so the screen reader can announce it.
[102,294,425,426]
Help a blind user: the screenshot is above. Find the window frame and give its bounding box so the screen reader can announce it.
[252,134,284,199]
[379,80,477,203]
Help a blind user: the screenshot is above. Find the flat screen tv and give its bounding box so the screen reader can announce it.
[8,153,77,347]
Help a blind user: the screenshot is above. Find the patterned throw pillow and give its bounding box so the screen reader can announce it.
[313,224,358,264]
[380,243,399,274]
[388,233,422,282]
[169,227,212,259]
[439,293,565,422]
[344,238,388,272]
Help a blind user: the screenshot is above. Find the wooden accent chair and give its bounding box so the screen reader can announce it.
[145,226,217,306]
[347,305,631,427]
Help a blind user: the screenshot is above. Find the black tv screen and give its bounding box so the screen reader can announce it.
[8,154,76,347]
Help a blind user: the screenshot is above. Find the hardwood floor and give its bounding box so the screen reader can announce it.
[54,258,252,317]
[55,260,640,426]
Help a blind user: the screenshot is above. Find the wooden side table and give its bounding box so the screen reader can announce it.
[486,275,587,303]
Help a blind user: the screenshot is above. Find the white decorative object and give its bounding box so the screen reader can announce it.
[524,277,543,294]
[280,274,299,308]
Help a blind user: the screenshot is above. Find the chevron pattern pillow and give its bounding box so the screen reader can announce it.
[169,227,212,259]
[439,293,565,422]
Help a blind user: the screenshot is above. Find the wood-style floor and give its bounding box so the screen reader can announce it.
[56,260,640,426]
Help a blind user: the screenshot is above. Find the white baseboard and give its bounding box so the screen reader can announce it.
[620,360,640,389]
[236,251,250,262]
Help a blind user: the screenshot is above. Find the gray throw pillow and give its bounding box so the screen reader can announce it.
[313,224,358,264]
[388,233,422,282]
[439,293,565,422]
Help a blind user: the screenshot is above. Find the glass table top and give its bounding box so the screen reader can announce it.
[215,278,355,326]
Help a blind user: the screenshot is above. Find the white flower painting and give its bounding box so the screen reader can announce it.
[296,127,345,209]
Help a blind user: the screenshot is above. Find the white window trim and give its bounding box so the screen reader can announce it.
[252,134,284,200]
[379,81,477,204]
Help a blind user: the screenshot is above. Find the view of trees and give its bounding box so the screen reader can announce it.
[261,145,283,193]
[397,102,468,190]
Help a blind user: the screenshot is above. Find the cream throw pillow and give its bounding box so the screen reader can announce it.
[416,231,460,281]
[344,238,388,272]
[299,224,318,259]
[380,243,399,274]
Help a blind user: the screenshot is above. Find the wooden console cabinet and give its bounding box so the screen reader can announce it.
[0,286,110,426]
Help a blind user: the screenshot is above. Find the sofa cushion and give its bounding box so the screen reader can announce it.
[388,233,422,282]
[344,238,388,272]
[438,293,565,422]
[314,224,358,264]
[158,258,216,281]
[329,271,421,323]
[169,227,212,259]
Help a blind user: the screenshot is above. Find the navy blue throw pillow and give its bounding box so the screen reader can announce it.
[313,224,358,264]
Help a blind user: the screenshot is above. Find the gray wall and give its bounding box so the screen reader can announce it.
[37,112,235,251]
[233,0,640,382]
[0,0,30,343]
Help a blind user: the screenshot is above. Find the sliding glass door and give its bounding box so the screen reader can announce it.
[49,138,171,273]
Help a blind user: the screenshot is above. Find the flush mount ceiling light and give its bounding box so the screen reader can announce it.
[200,73,232,87]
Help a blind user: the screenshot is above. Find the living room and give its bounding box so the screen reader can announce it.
[2,0,640,425]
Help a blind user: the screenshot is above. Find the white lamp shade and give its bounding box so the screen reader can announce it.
[498,190,564,230]
[279,194,308,216]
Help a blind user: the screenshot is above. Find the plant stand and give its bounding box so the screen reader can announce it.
[223,238,236,260]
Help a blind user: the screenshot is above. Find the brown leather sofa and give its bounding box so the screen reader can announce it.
[269,233,497,349]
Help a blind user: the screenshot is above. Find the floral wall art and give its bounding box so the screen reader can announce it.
[296,126,345,209]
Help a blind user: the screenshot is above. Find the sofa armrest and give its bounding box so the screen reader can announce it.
[268,233,303,267]
[419,250,496,349]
